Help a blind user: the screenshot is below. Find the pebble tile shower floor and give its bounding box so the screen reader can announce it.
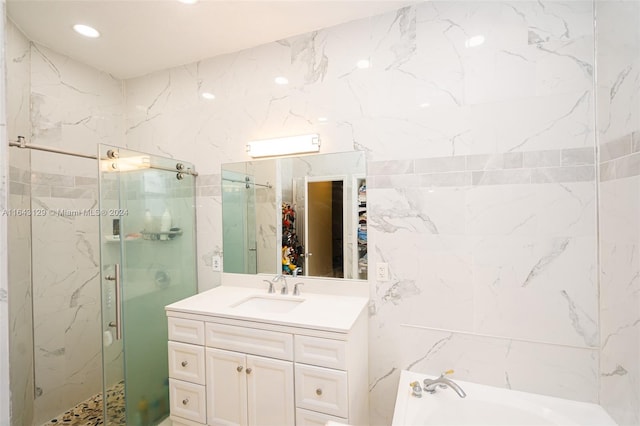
[41,382,125,425]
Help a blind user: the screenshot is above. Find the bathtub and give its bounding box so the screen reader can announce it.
[392,370,617,425]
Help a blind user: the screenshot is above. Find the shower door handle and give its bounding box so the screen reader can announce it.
[106,263,122,340]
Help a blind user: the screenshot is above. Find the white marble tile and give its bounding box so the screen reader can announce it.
[595,0,640,145]
[6,1,629,424]
[30,43,124,175]
[599,177,640,425]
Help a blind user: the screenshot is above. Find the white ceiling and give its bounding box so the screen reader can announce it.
[7,0,415,80]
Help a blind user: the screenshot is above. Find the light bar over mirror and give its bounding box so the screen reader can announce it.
[246,134,320,158]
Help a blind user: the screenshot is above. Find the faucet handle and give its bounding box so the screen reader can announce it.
[263,279,275,294]
[293,282,304,296]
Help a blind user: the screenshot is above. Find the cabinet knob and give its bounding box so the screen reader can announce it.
[237,366,243,372]
[182,398,189,406]
[316,388,323,396]
[246,368,252,374]
[181,361,188,367]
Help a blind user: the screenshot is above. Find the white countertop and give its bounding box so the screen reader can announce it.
[165,285,368,334]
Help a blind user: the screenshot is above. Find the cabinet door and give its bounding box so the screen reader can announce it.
[246,355,295,426]
[206,348,248,426]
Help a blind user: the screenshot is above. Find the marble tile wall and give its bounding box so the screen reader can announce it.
[28,162,102,426]
[26,40,123,424]
[3,1,638,425]
[121,2,601,423]
[0,1,11,424]
[3,31,125,424]
[6,18,33,426]
[596,1,640,424]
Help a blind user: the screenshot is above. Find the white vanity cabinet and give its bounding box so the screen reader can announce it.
[206,348,295,426]
[166,289,368,426]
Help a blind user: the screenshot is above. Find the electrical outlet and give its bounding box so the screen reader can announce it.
[212,255,222,271]
[376,262,389,281]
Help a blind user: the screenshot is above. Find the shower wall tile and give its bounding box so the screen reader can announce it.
[599,173,640,426]
[120,1,599,424]
[596,0,640,423]
[25,38,119,425]
[6,19,34,426]
[30,195,102,425]
[29,43,124,176]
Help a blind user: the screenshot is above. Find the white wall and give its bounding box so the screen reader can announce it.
[122,2,600,423]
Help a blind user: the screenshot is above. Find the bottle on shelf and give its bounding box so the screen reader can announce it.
[160,208,172,240]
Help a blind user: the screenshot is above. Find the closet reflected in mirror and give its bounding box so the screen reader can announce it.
[221,151,367,280]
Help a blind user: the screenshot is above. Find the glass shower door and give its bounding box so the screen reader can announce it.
[98,144,197,425]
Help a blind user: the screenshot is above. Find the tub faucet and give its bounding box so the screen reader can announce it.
[423,371,466,398]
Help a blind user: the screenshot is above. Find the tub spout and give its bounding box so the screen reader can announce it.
[423,375,466,398]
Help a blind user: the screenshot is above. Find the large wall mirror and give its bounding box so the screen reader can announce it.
[222,151,367,280]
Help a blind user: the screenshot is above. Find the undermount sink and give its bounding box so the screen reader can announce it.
[231,295,304,314]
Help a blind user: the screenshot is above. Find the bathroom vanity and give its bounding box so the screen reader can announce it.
[165,284,369,426]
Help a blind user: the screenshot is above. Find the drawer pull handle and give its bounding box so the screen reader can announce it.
[316,388,323,396]
[237,366,243,372]
[181,361,188,367]
[182,398,189,406]
[246,368,252,374]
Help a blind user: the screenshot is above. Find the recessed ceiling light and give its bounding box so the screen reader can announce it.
[419,102,431,108]
[356,59,371,69]
[465,35,485,48]
[201,92,215,100]
[318,117,328,123]
[274,76,289,85]
[177,0,198,4]
[73,24,100,39]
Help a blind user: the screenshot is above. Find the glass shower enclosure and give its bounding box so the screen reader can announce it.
[98,145,197,425]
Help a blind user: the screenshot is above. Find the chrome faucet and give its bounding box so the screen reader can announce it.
[292,267,301,277]
[272,274,288,295]
[423,371,466,398]
[263,279,275,294]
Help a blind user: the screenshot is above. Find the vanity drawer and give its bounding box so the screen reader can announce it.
[295,364,348,418]
[169,378,207,424]
[168,341,205,385]
[295,408,348,426]
[205,322,293,361]
[168,317,205,345]
[295,335,347,370]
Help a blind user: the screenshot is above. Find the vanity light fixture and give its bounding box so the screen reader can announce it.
[247,134,320,158]
[356,59,371,69]
[73,24,100,38]
[465,35,485,48]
